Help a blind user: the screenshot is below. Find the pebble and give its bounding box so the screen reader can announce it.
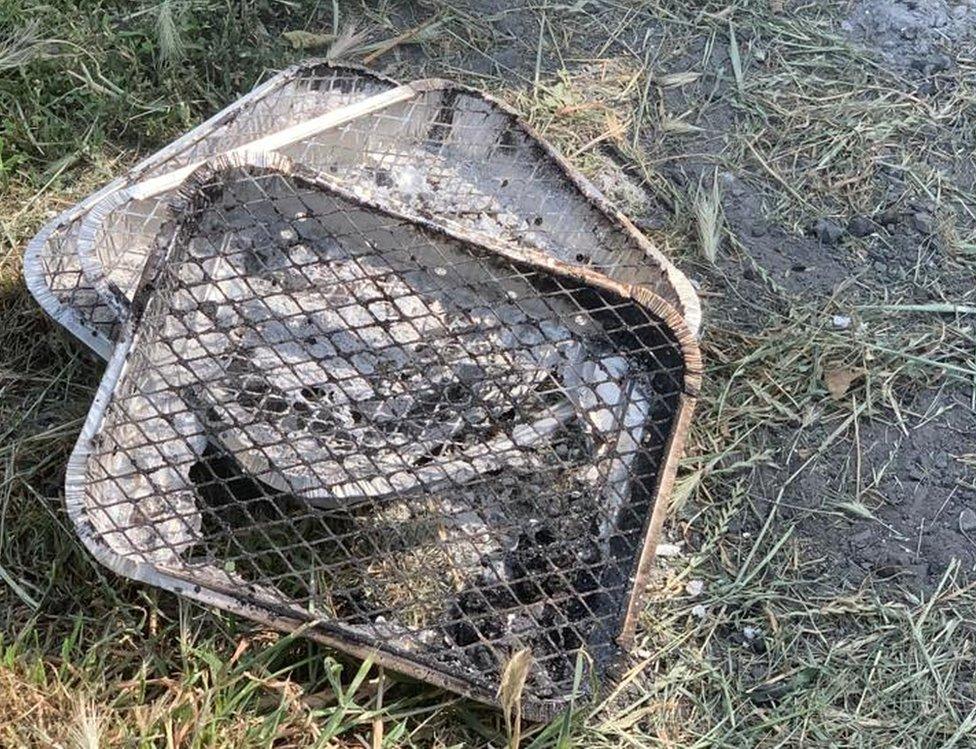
[878,207,902,225]
[656,543,683,557]
[851,528,874,548]
[814,218,846,245]
[911,212,934,235]
[959,509,976,533]
[848,215,877,238]
[911,53,952,75]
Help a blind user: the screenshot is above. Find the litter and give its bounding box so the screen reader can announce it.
[26,65,702,719]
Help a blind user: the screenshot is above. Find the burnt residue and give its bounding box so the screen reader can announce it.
[426,88,460,146]
[89,159,693,717]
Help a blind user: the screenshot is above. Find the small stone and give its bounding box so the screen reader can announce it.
[691,604,707,619]
[832,314,852,330]
[911,53,952,75]
[814,218,845,245]
[878,207,902,226]
[685,579,705,597]
[908,198,935,213]
[911,212,934,235]
[848,215,877,237]
[851,528,874,548]
[959,509,976,533]
[656,543,682,557]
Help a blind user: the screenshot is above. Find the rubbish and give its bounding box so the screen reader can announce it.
[27,65,702,719]
[25,63,700,362]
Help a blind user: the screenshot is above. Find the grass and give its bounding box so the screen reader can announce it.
[694,170,724,263]
[2,0,976,745]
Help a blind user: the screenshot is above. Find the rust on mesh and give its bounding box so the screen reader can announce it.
[65,150,701,719]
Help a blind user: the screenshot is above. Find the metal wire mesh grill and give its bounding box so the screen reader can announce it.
[67,154,700,716]
[78,81,700,344]
[27,64,700,362]
[24,62,398,358]
[284,82,698,331]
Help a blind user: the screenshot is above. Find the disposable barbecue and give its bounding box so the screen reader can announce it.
[66,152,701,718]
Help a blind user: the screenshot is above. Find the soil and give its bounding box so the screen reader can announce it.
[740,387,976,589]
[743,1,976,592]
[843,0,976,73]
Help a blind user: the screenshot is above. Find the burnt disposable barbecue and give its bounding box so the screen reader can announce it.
[66,153,701,718]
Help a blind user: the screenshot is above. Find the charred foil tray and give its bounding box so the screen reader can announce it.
[26,62,699,363]
[66,153,702,718]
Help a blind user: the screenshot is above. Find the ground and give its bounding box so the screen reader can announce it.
[1,0,975,746]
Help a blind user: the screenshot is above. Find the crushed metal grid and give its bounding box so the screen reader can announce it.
[26,64,699,363]
[24,62,399,359]
[66,154,701,717]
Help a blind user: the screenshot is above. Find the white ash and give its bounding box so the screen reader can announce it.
[170,227,653,527]
[88,365,205,565]
[97,178,670,663]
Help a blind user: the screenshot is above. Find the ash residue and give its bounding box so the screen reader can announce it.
[187,443,645,699]
[137,168,683,705]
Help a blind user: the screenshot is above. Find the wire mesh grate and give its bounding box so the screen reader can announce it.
[24,62,399,358]
[66,153,701,717]
[26,65,699,362]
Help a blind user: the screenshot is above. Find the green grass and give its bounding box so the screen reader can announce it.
[2,0,976,746]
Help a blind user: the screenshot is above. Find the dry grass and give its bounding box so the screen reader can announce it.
[694,170,724,263]
[2,0,976,746]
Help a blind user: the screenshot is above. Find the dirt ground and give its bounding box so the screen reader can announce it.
[666,0,976,592]
[2,0,976,745]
